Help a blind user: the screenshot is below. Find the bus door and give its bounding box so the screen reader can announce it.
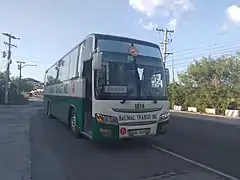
[83,60,92,134]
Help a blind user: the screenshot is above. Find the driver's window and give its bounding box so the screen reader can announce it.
[99,65,106,86]
[95,65,106,95]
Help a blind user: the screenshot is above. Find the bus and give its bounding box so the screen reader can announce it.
[43,33,170,140]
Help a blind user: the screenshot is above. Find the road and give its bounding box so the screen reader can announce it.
[0,102,42,180]
[0,100,238,180]
[146,114,240,179]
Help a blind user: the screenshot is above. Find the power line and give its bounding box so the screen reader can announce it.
[165,46,240,81]
[2,32,20,104]
[165,43,240,65]
[28,60,52,64]
[166,49,239,70]
[173,42,240,57]
[169,39,240,54]
[218,27,240,36]
[28,43,240,68]
[167,46,240,67]
[23,41,240,67]
[172,44,240,62]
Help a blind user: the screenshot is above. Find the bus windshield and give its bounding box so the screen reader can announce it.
[94,39,167,101]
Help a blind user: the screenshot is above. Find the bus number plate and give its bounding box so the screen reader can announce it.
[129,129,150,136]
[135,103,144,110]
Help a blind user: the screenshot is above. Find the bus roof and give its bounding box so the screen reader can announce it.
[89,33,159,48]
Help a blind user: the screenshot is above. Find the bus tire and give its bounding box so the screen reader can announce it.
[69,108,81,138]
[47,101,53,118]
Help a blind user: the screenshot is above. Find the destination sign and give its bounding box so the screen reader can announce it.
[119,114,158,121]
[104,86,127,93]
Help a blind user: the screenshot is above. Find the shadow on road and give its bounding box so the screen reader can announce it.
[89,139,147,152]
[47,113,147,153]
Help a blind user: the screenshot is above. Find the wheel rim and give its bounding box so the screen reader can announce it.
[71,113,77,132]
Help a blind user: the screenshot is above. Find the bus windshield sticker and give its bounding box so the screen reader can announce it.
[104,86,127,93]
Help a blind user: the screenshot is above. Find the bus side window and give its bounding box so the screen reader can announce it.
[78,43,83,77]
[79,37,93,77]
[82,62,86,78]
[82,61,91,79]
[82,37,93,61]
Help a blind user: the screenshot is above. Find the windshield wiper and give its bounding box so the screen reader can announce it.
[142,86,158,104]
[120,88,133,104]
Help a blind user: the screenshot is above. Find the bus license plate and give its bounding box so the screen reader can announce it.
[129,129,150,136]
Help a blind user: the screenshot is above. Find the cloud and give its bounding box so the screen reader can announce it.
[129,0,194,30]
[221,22,229,31]
[138,18,158,31]
[167,18,177,30]
[143,22,158,30]
[226,5,240,25]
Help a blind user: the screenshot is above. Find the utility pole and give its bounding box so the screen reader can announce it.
[2,33,20,104]
[156,28,174,108]
[156,28,174,67]
[17,61,37,94]
[171,56,175,82]
[17,61,25,94]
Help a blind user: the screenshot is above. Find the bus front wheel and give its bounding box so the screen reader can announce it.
[69,108,81,138]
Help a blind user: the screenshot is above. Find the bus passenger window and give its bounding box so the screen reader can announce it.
[82,37,93,61]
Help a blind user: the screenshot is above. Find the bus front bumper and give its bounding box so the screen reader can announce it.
[92,118,169,141]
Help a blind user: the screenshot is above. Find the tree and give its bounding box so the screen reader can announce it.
[168,52,240,113]
[10,77,41,92]
[0,72,42,104]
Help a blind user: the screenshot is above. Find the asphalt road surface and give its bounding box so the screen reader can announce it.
[31,108,226,180]
[146,114,240,179]
[0,100,238,180]
[0,102,42,180]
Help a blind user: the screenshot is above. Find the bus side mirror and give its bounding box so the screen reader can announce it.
[93,52,102,70]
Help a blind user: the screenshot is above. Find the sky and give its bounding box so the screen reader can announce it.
[0,0,240,82]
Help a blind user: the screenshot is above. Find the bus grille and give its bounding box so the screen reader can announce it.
[119,121,157,126]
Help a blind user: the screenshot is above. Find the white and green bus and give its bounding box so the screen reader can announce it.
[43,33,170,140]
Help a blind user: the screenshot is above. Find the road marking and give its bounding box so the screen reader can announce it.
[151,145,239,180]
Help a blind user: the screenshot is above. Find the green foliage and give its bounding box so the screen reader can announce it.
[10,77,35,92]
[0,72,4,79]
[168,53,240,113]
[0,74,41,104]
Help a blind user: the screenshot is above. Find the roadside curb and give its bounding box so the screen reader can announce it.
[0,105,30,108]
[170,110,240,119]
[170,110,240,125]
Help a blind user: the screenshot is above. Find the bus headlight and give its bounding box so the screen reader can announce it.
[95,113,118,125]
[159,112,170,121]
